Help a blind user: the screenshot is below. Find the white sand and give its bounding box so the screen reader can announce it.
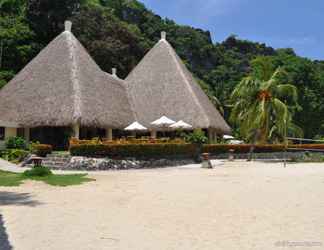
[1,161,324,250]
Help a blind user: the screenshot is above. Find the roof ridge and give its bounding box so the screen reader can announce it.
[66,31,82,123]
[124,78,139,122]
[104,72,138,122]
[163,40,210,126]
[104,72,126,87]
[126,40,163,81]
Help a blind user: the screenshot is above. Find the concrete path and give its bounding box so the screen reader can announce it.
[0,158,26,173]
[0,158,89,175]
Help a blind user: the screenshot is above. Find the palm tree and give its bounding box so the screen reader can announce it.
[230,67,303,143]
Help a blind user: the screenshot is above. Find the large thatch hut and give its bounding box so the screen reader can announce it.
[0,21,134,148]
[126,32,231,139]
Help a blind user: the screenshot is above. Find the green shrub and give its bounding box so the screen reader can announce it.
[23,166,53,177]
[5,136,27,149]
[185,129,208,144]
[290,152,324,162]
[70,143,197,159]
[0,149,29,162]
[31,143,53,157]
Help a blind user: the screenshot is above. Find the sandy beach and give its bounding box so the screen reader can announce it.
[1,161,324,250]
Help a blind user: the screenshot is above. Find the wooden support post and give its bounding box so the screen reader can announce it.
[208,129,213,143]
[212,132,217,142]
[73,124,80,139]
[4,127,17,140]
[151,130,157,139]
[106,128,113,141]
[24,127,30,143]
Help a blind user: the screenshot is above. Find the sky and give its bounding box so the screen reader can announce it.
[140,0,324,60]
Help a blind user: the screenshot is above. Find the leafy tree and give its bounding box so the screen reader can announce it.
[0,15,35,69]
[0,0,25,14]
[230,67,302,143]
[26,0,85,43]
[70,5,148,77]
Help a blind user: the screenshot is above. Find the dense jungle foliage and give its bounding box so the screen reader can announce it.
[0,0,323,139]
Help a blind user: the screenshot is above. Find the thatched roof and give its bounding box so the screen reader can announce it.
[0,22,135,129]
[0,120,19,128]
[126,32,231,134]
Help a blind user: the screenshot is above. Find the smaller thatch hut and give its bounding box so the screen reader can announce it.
[126,31,231,140]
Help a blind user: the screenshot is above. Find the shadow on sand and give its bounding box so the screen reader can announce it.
[0,192,42,249]
[0,191,42,207]
[0,214,12,250]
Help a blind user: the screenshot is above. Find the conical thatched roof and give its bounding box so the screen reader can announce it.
[126,32,231,134]
[0,22,135,129]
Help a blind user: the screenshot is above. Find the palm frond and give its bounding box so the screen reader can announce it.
[275,84,298,103]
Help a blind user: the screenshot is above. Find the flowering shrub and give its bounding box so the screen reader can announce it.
[69,138,324,159]
[31,143,53,157]
[70,143,196,159]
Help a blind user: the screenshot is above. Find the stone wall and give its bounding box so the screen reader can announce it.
[65,157,194,171]
[28,153,195,171]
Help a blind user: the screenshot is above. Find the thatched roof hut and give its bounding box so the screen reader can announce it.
[126,32,231,134]
[0,21,135,129]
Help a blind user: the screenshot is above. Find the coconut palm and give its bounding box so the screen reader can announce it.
[230,67,303,143]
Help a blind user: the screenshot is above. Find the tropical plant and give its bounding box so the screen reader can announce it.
[185,129,208,145]
[230,67,303,143]
[5,136,27,149]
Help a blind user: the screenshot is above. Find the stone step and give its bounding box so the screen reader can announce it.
[46,156,71,160]
[47,153,70,156]
[43,158,70,161]
[43,159,70,163]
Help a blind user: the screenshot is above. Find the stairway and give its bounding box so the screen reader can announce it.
[41,152,71,169]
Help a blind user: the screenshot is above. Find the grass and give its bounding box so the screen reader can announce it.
[29,174,93,187]
[0,170,25,187]
[0,169,94,187]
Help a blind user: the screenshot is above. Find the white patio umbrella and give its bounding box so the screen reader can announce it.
[151,116,176,127]
[223,134,235,140]
[229,139,244,145]
[124,121,147,131]
[151,116,176,137]
[170,120,192,130]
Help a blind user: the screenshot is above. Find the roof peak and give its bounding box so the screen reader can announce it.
[65,20,72,32]
[112,68,118,78]
[160,31,167,41]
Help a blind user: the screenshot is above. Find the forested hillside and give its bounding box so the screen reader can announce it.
[1,0,323,138]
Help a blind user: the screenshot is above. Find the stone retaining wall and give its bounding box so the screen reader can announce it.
[29,152,194,171]
[64,157,194,171]
[23,151,323,170]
